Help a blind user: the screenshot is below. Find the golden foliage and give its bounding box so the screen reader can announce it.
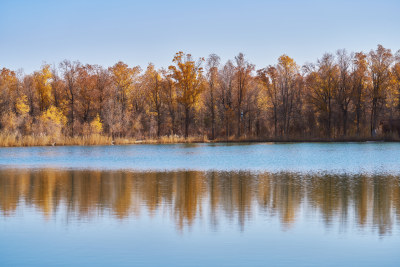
[169,51,204,109]
[38,106,67,139]
[40,105,67,126]
[90,114,103,134]
[33,65,52,111]
[15,95,30,115]
[109,61,141,109]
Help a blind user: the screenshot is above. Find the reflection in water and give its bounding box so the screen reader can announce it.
[0,169,399,235]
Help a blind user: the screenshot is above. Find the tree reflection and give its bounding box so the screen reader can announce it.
[0,169,399,235]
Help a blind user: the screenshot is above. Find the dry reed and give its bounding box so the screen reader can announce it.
[0,132,397,147]
[0,133,210,147]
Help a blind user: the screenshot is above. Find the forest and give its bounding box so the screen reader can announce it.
[1,44,400,145]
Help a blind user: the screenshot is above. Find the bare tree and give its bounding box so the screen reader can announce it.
[234,53,254,137]
[59,60,80,136]
[205,54,220,140]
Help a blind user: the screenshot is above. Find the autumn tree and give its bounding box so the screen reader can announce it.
[276,55,299,136]
[0,68,20,132]
[218,60,235,138]
[306,53,338,138]
[108,61,140,137]
[393,51,400,116]
[143,63,163,137]
[335,49,352,136]
[59,60,80,136]
[161,69,178,135]
[0,68,19,116]
[234,53,254,137]
[369,45,393,136]
[109,61,140,113]
[92,65,110,122]
[351,52,369,135]
[22,74,36,117]
[257,66,279,137]
[243,77,263,137]
[77,64,98,125]
[169,52,204,138]
[50,66,64,109]
[205,54,220,140]
[33,64,52,112]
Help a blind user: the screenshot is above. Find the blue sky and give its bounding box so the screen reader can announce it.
[0,0,399,73]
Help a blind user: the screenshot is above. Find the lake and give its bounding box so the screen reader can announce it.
[0,143,399,266]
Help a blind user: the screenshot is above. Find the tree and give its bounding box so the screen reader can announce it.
[33,65,52,112]
[219,60,235,138]
[39,105,67,138]
[77,64,97,124]
[92,65,110,122]
[0,68,18,117]
[108,61,140,137]
[205,54,220,140]
[391,50,400,117]
[369,45,393,136]
[257,66,278,137]
[161,69,178,135]
[0,68,20,133]
[109,61,140,113]
[59,60,80,136]
[351,52,369,135]
[234,53,254,137]
[306,54,338,138]
[335,49,352,136]
[168,52,204,138]
[50,66,64,109]
[276,55,299,136]
[144,63,163,137]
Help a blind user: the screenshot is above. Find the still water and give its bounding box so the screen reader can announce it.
[0,142,400,173]
[0,143,400,266]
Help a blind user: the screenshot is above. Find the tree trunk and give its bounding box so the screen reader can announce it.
[328,95,331,139]
[157,112,161,138]
[70,95,75,137]
[274,106,277,138]
[371,97,377,137]
[185,106,189,138]
[342,108,347,136]
[237,108,241,137]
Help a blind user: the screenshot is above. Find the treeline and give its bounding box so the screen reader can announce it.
[1,45,400,143]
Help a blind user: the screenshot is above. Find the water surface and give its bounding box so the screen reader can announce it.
[0,142,400,173]
[1,143,400,266]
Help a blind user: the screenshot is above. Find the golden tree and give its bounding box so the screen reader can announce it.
[0,68,19,115]
[257,66,279,137]
[276,55,299,136]
[109,61,140,112]
[33,64,52,112]
[143,63,163,137]
[169,52,204,138]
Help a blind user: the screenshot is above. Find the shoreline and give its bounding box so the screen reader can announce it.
[0,133,399,147]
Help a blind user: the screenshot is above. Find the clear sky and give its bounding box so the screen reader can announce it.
[1,0,399,73]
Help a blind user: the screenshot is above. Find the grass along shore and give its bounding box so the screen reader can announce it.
[0,132,399,147]
[0,133,210,147]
